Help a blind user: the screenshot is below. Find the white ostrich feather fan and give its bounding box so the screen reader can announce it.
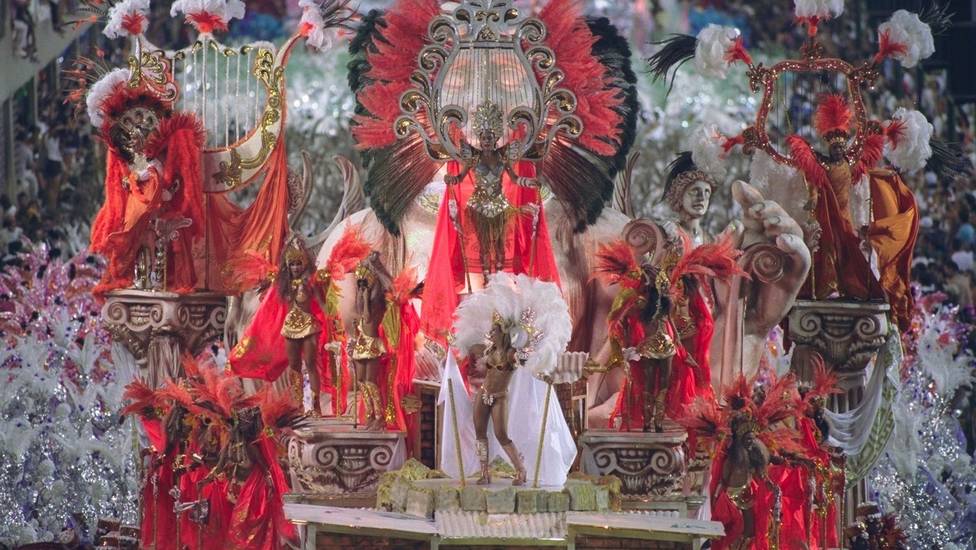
[452,273,571,379]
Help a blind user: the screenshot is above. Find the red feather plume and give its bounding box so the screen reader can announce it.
[874,29,908,65]
[884,118,907,150]
[352,0,440,149]
[814,94,852,138]
[756,372,799,426]
[722,374,755,408]
[594,240,639,286]
[538,0,624,157]
[326,224,373,280]
[669,232,748,298]
[723,36,752,66]
[676,395,731,444]
[787,134,831,190]
[121,378,161,417]
[258,387,304,434]
[390,265,420,304]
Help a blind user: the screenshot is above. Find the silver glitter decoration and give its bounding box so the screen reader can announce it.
[867,298,976,549]
[0,244,138,545]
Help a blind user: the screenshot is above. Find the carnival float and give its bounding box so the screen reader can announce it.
[6,0,973,549]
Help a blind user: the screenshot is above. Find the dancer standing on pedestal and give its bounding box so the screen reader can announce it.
[442,273,575,487]
[230,227,371,415]
[81,68,205,295]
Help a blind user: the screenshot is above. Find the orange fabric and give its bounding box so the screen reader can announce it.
[206,142,291,294]
[94,168,164,295]
[90,150,129,254]
[868,169,919,332]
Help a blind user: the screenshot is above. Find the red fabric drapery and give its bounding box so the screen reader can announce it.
[421,161,560,345]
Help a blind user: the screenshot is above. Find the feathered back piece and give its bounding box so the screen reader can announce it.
[258,387,307,435]
[669,232,748,298]
[756,372,799,426]
[453,273,571,379]
[538,4,638,231]
[349,0,637,234]
[675,395,731,443]
[814,94,852,140]
[325,224,373,280]
[349,1,441,235]
[594,240,640,287]
[121,378,163,417]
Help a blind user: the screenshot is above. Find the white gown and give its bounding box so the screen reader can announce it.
[437,351,577,487]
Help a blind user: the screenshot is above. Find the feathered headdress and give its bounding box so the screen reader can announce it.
[814,94,853,141]
[453,273,571,379]
[661,151,718,211]
[170,0,246,34]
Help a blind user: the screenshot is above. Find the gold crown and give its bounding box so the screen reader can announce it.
[284,236,307,263]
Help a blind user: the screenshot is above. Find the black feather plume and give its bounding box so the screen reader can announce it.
[647,34,697,97]
[927,138,972,181]
[661,151,698,203]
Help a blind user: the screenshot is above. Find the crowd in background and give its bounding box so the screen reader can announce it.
[4,0,976,298]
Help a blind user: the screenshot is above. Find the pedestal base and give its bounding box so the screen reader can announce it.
[287,418,406,505]
[579,428,696,515]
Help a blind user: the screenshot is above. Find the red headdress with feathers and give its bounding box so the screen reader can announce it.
[814,94,853,141]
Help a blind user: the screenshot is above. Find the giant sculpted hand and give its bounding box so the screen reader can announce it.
[711,181,811,390]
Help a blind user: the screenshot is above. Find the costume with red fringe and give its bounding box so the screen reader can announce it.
[594,240,676,430]
[165,360,301,550]
[679,373,807,550]
[376,267,421,433]
[89,78,206,295]
[346,0,638,344]
[230,227,371,413]
[121,379,180,550]
[786,94,884,301]
[664,231,747,415]
[596,233,746,429]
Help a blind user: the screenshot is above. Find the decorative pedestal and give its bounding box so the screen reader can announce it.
[579,428,695,515]
[101,290,226,387]
[788,299,892,532]
[287,419,406,506]
[788,299,890,387]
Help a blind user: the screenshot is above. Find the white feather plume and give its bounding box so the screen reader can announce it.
[170,0,245,30]
[103,0,151,39]
[884,108,933,173]
[694,25,740,80]
[453,273,571,379]
[794,0,844,20]
[85,68,130,129]
[690,123,728,182]
[877,10,935,68]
